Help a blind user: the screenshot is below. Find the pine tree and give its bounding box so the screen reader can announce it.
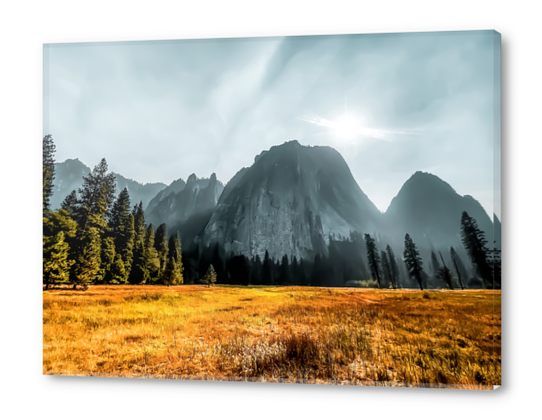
[279,254,291,285]
[43,134,56,213]
[161,235,183,285]
[430,251,441,278]
[99,236,116,284]
[298,258,308,286]
[450,247,466,290]
[145,224,161,282]
[364,234,382,288]
[172,235,184,284]
[460,211,493,289]
[380,250,393,289]
[110,254,126,284]
[251,254,263,285]
[154,223,169,277]
[291,256,299,285]
[162,254,182,286]
[386,245,400,288]
[75,158,116,229]
[43,210,78,288]
[128,202,149,284]
[72,223,102,288]
[262,250,272,285]
[61,190,78,217]
[435,251,454,289]
[403,233,425,290]
[43,231,72,288]
[109,188,134,282]
[71,159,116,286]
[203,264,217,287]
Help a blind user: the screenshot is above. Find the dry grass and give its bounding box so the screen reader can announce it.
[43,285,501,389]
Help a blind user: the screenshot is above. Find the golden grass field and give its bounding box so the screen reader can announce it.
[43,285,501,389]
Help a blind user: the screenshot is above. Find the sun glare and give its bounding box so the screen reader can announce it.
[333,115,362,139]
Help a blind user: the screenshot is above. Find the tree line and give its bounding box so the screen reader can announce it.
[43,134,501,289]
[43,135,184,288]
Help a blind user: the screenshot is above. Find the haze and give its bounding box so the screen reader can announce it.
[44,30,500,218]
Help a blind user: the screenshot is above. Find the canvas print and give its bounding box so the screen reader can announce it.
[42,30,501,389]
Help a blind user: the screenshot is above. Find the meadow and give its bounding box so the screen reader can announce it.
[43,285,501,389]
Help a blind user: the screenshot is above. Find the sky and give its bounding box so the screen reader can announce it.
[44,30,501,218]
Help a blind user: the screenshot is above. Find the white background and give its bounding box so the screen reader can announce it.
[0,0,539,418]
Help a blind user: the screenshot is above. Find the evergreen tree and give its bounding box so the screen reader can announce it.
[43,210,77,288]
[430,251,441,278]
[403,233,425,290]
[162,254,182,286]
[72,222,102,288]
[262,250,272,285]
[386,245,400,288]
[109,188,134,282]
[298,258,308,286]
[154,223,169,276]
[279,254,291,285]
[460,211,494,288]
[364,234,382,288]
[171,235,184,284]
[311,254,325,287]
[71,159,116,286]
[291,256,299,285]
[145,224,161,282]
[128,202,148,284]
[161,235,183,285]
[203,264,217,287]
[450,247,466,290]
[43,209,78,240]
[99,236,116,284]
[110,254,126,284]
[43,134,56,213]
[61,190,78,217]
[251,255,263,285]
[43,231,72,288]
[436,251,454,289]
[380,250,393,289]
[75,158,116,229]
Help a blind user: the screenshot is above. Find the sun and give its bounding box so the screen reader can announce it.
[333,115,362,139]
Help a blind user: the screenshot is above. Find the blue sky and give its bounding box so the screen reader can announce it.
[44,30,500,217]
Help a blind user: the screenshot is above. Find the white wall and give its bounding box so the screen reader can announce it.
[0,1,539,418]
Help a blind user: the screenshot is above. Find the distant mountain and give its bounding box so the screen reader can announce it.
[384,171,497,252]
[146,173,225,245]
[145,177,187,215]
[197,140,383,260]
[50,159,167,210]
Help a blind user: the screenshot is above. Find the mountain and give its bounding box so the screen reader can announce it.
[384,171,497,252]
[146,173,225,244]
[197,140,383,260]
[145,177,187,215]
[50,159,167,210]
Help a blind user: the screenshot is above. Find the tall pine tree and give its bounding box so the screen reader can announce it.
[364,234,382,288]
[450,247,467,290]
[145,224,161,283]
[460,211,493,289]
[154,223,169,278]
[109,188,134,282]
[128,201,149,284]
[386,245,400,289]
[43,134,56,213]
[403,233,424,290]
